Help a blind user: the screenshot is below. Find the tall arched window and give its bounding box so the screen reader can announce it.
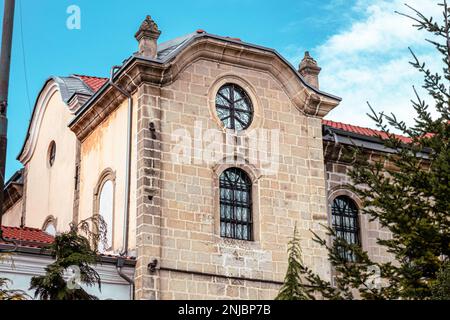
[98,180,114,252]
[331,195,360,261]
[42,216,57,236]
[44,223,57,237]
[219,168,253,241]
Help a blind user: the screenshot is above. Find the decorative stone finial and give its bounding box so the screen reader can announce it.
[299,51,322,89]
[135,15,161,59]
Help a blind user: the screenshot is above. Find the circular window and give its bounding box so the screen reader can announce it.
[215,84,253,130]
[48,141,56,167]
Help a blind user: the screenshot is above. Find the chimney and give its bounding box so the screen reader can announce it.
[298,51,321,89]
[135,15,161,59]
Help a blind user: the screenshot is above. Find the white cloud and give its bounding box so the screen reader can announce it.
[310,0,444,129]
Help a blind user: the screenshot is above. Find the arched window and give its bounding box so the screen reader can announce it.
[98,180,114,252]
[42,216,57,236]
[331,196,360,261]
[48,141,56,167]
[44,224,57,236]
[215,84,253,131]
[219,168,253,241]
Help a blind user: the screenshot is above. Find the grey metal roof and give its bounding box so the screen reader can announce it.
[48,32,193,104]
[156,32,197,60]
[323,125,430,158]
[142,32,342,101]
[52,76,94,103]
[4,169,23,189]
[71,31,342,126]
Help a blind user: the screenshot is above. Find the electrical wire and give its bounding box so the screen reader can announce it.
[18,0,32,117]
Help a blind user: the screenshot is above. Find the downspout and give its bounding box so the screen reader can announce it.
[109,66,134,299]
[116,257,135,300]
[324,127,340,146]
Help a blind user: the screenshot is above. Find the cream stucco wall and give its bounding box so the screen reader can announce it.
[2,200,22,227]
[78,98,137,254]
[24,86,78,232]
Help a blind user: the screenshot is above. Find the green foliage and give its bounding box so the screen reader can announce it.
[0,254,29,300]
[0,278,28,300]
[29,215,107,300]
[298,1,450,300]
[431,261,450,299]
[276,225,310,300]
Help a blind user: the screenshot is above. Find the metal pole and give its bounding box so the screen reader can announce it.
[0,0,16,240]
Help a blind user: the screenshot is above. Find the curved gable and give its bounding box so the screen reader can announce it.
[17,76,104,164]
[70,33,342,140]
[162,33,342,116]
[18,79,60,164]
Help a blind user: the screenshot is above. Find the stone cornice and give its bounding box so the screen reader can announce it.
[0,250,135,285]
[69,36,341,141]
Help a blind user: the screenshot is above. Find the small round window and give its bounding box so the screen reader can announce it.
[215,84,253,131]
[48,141,56,167]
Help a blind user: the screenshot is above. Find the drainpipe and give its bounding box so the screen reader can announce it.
[109,66,132,257]
[109,66,134,298]
[116,257,135,300]
[324,127,340,145]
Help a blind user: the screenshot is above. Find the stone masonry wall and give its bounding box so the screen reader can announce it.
[324,156,393,264]
[135,59,332,299]
[134,85,163,300]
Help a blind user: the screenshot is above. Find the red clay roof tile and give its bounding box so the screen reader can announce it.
[322,119,411,143]
[1,226,54,246]
[74,75,108,92]
[0,226,136,259]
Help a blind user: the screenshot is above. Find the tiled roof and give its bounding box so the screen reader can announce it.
[0,226,136,261]
[0,226,54,247]
[74,75,108,92]
[322,119,411,143]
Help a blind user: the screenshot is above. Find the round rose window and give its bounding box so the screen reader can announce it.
[215,84,253,130]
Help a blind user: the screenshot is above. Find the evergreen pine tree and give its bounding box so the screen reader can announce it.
[29,215,107,300]
[431,261,450,299]
[297,1,450,300]
[276,225,310,300]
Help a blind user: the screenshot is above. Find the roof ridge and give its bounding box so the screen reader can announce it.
[73,74,108,80]
[72,75,108,93]
[323,119,385,134]
[323,119,410,143]
[323,119,377,131]
[1,226,44,232]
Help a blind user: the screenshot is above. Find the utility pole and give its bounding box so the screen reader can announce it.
[0,0,16,241]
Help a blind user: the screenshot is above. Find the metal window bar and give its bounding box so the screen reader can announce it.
[219,168,253,241]
[331,196,360,261]
[215,84,254,131]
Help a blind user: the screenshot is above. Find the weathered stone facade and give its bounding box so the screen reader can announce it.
[1,16,400,300]
[323,138,394,265]
[130,58,335,299]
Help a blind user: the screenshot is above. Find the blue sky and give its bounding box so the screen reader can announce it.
[0,0,442,179]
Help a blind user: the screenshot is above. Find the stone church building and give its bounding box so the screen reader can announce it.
[0,16,394,300]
